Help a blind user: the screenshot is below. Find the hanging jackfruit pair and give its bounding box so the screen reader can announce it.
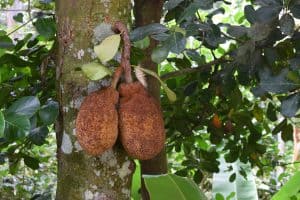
[75,22,165,160]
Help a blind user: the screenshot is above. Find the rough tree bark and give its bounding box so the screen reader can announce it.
[55,1,134,199]
[133,1,167,200]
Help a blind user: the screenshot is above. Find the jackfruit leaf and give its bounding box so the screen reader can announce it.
[0,111,4,137]
[81,62,112,81]
[94,34,121,63]
[271,171,300,200]
[6,96,40,118]
[151,45,169,63]
[144,174,208,200]
[4,113,31,140]
[280,94,300,118]
[279,14,295,36]
[133,66,177,102]
[162,83,177,103]
[39,100,59,125]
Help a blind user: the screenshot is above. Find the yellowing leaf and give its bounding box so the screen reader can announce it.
[81,62,112,81]
[132,66,177,102]
[94,34,121,63]
[162,83,177,102]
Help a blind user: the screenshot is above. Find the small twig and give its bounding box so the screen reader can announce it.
[161,56,230,80]
[0,9,28,12]
[7,18,33,36]
[113,21,132,83]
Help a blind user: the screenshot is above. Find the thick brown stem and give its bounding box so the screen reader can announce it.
[111,66,123,89]
[133,1,166,200]
[113,21,132,83]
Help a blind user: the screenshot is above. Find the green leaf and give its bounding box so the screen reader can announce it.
[81,62,112,81]
[0,111,4,137]
[244,5,256,24]
[280,94,300,117]
[258,68,297,94]
[39,101,59,125]
[13,13,23,23]
[0,35,15,50]
[7,96,40,117]
[130,23,168,41]
[271,171,300,200]
[162,83,177,102]
[94,34,121,63]
[151,45,169,63]
[255,6,281,23]
[0,53,32,67]
[34,17,56,40]
[279,14,295,36]
[133,66,177,102]
[131,160,141,200]
[4,113,31,140]
[167,32,186,54]
[144,174,208,200]
[133,37,150,49]
[291,5,300,19]
[165,0,184,10]
[281,123,293,142]
[23,155,40,170]
[28,126,49,146]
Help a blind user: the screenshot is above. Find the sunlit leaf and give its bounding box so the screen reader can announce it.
[81,62,112,80]
[94,34,121,63]
[144,174,208,200]
[271,171,300,200]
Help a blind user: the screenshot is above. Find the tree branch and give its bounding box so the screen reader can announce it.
[160,56,230,81]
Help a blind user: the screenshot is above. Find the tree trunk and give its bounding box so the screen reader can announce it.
[133,1,167,200]
[55,1,134,199]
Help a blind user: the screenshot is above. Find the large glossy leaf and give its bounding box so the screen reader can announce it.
[0,111,4,137]
[257,68,297,94]
[7,96,40,117]
[144,174,208,200]
[34,17,56,40]
[23,154,40,170]
[81,62,112,81]
[94,34,121,63]
[0,35,14,50]
[212,157,258,200]
[165,0,184,10]
[39,100,59,125]
[28,126,49,146]
[151,45,169,63]
[280,93,300,117]
[271,171,300,200]
[130,23,168,41]
[279,13,295,36]
[4,113,31,140]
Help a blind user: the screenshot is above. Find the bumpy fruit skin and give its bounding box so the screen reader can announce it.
[119,82,165,160]
[76,87,118,156]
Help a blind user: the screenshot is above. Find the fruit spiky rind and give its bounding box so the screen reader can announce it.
[119,82,165,160]
[76,87,119,156]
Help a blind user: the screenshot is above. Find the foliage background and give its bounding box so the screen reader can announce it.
[0,0,300,199]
